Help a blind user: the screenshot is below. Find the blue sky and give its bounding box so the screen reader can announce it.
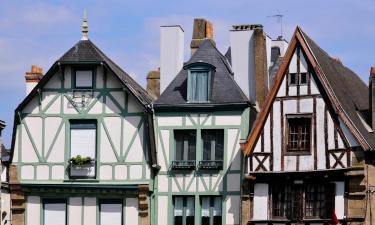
[1,0,375,147]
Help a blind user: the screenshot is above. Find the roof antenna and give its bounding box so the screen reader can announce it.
[81,9,88,40]
[268,11,284,40]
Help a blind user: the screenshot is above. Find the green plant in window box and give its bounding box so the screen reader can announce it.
[70,155,94,168]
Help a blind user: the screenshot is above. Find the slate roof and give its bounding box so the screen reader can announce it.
[301,31,375,150]
[58,40,153,106]
[154,39,249,109]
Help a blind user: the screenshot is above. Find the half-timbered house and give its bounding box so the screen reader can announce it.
[241,27,375,225]
[8,13,154,225]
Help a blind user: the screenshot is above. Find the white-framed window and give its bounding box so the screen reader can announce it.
[201,196,222,225]
[75,70,93,88]
[100,200,123,225]
[174,196,195,225]
[43,199,66,225]
[70,120,97,159]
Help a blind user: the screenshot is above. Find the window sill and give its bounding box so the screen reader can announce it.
[64,179,99,183]
[284,151,311,156]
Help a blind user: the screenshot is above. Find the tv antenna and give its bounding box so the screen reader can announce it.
[268,11,284,39]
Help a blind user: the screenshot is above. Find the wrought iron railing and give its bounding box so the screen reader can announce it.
[198,160,223,170]
[171,160,196,170]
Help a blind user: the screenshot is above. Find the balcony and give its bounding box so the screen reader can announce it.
[69,159,96,179]
[171,160,196,170]
[198,160,223,170]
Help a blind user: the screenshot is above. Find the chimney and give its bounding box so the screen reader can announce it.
[25,65,43,95]
[190,18,215,55]
[146,68,160,99]
[160,25,184,94]
[230,24,267,107]
[369,67,375,129]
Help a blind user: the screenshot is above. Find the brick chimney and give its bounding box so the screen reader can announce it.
[146,68,160,99]
[369,67,375,129]
[190,18,215,55]
[25,65,43,95]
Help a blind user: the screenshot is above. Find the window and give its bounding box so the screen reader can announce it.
[187,69,211,102]
[289,72,309,86]
[174,196,195,225]
[69,120,97,178]
[201,197,222,225]
[200,130,224,169]
[43,200,66,225]
[75,70,93,88]
[287,116,311,153]
[100,200,122,225]
[172,130,196,169]
[289,73,297,85]
[272,183,335,220]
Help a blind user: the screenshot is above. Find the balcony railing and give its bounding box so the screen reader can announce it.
[69,159,96,179]
[171,160,196,170]
[198,160,223,170]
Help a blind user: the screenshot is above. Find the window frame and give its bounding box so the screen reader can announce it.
[69,119,98,179]
[172,130,197,170]
[199,129,224,170]
[99,199,123,225]
[187,66,213,103]
[200,196,222,225]
[288,72,309,86]
[42,198,67,225]
[285,114,312,155]
[73,67,95,89]
[271,182,335,220]
[173,196,195,225]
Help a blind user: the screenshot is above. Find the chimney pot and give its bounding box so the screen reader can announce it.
[146,69,160,99]
[190,18,215,55]
[370,67,375,76]
[25,65,44,95]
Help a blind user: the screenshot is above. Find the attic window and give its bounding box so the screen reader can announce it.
[187,68,212,102]
[75,70,93,88]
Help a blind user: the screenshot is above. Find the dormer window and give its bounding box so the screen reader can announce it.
[187,67,212,102]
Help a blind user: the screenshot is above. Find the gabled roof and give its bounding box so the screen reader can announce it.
[154,39,249,109]
[242,27,375,156]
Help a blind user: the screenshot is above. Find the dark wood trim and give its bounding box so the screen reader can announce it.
[281,100,285,171]
[313,97,317,170]
[307,65,312,95]
[286,70,289,96]
[270,107,274,171]
[324,105,329,169]
[297,46,301,97]
[334,123,338,149]
[296,155,300,171]
[275,94,322,101]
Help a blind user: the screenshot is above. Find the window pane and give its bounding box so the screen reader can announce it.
[213,197,222,216]
[44,203,66,225]
[174,130,196,160]
[287,117,311,152]
[185,197,195,216]
[213,216,222,225]
[71,126,96,158]
[189,71,209,102]
[174,197,183,216]
[290,73,297,85]
[100,203,122,225]
[76,70,92,88]
[201,217,210,225]
[174,216,182,225]
[201,197,210,217]
[202,130,224,161]
[300,73,307,84]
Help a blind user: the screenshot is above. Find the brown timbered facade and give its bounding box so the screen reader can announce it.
[241,27,375,225]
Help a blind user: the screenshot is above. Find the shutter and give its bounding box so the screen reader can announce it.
[71,128,96,158]
[75,71,92,88]
[100,203,122,225]
[174,197,183,216]
[44,203,66,225]
[325,183,336,219]
[201,197,210,217]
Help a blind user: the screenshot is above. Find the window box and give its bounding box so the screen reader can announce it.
[171,160,196,170]
[198,160,223,170]
[69,159,96,178]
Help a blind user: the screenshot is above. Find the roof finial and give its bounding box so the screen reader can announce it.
[81,9,88,40]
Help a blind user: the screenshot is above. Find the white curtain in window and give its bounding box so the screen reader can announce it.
[185,197,195,216]
[76,71,92,87]
[44,203,66,225]
[213,197,221,216]
[71,129,96,158]
[100,203,122,225]
[197,72,208,101]
[201,197,210,217]
[174,197,183,216]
